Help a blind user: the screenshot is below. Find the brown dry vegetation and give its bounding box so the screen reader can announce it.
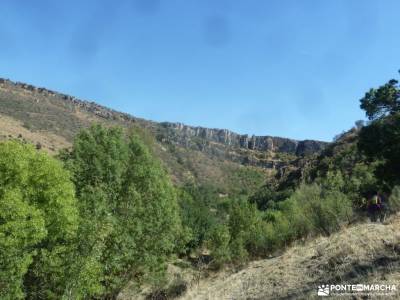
[0,113,71,154]
[0,81,270,193]
[129,214,400,300]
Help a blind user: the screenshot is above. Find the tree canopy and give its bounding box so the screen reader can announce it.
[63,125,183,298]
[0,141,78,299]
[358,76,400,186]
[360,78,400,120]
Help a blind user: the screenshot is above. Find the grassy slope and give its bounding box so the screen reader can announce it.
[177,214,400,300]
[0,81,269,193]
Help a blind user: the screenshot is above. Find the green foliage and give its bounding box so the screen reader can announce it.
[206,224,231,268]
[288,183,352,236]
[263,209,294,249]
[63,125,183,297]
[0,141,78,299]
[358,113,400,186]
[177,185,218,252]
[249,184,293,210]
[205,199,265,266]
[262,182,353,254]
[64,124,129,195]
[309,134,380,207]
[388,186,400,213]
[0,189,45,300]
[226,167,266,195]
[342,162,379,207]
[360,79,400,120]
[227,200,264,260]
[358,77,400,187]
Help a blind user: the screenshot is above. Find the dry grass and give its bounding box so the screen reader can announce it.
[178,214,400,300]
[0,113,71,154]
[118,261,200,300]
[1,82,271,190]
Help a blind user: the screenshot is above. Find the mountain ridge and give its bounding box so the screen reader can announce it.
[0,76,328,192]
[0,77,328,156]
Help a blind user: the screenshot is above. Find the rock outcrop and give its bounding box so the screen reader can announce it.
[0,77,328,165]
[160,122,327,156]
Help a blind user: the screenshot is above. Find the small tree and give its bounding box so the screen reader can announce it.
[285,184,352,236]
[206,224,231,268]
[388,186,400,213]
[360,79,400,120]
[63,125,183,297]
[0,141,78,299]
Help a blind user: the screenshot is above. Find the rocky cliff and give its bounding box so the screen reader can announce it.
[0,76,328,185]
[0,78,327,157]
[159,122,327,156]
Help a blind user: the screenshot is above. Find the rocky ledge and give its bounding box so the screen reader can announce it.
[160,122,328,156]
[0,77,328,157]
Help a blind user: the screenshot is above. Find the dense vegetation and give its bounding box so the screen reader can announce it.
[1,126,183,299]
[1,75,400,299]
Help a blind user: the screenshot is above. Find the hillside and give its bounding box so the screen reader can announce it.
[125,214,399,300]
[2,77,400,300]
[0,78,327,193]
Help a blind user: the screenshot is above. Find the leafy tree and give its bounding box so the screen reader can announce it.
[345,162,379,205]
[286,184,352,236]
[63,125,183,297]
[205,224,231,268]
[263,209,295,248]
[0,141,78,299]
[358,76,400,186]
[275,197,312,241]
[249,184,293,210]
[228,200,264,259]
[177,187,217,252]
[388,186,400,213]
[358,113,400,186]
[360,79,400,120]
[63,124,129,196]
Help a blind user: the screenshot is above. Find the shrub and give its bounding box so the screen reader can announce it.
[206,224,231,268]
[228,200,264,259]
[287,184,352,236]
[249,185,293,210]
[388,186,400,213]
[177,185,218,253]
[63,125,183,297]
[0,141,78,299]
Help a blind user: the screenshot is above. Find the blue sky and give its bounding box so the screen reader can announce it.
[1,0,400,141]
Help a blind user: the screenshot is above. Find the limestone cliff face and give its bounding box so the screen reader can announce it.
[0,78,328,163]
[160,122,327,156]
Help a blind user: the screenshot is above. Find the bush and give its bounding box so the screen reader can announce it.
[388,186,400,213]
[249,185,293,210]
[177,185,219,253]
[63,125,183,297]
[0,141,78,299]
[287,184,352,236]
[206,224,231,268]
[228,200,264,259]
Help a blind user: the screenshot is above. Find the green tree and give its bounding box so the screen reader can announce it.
[360,79,399,120]
[286,184,352,236]
[0,141,78,299]
[63,125,182,297]
[177,184,219,252]
[358,76,400,186]
[249,184,293,210]
[358,113,400,186]
[228,200,264,259]
[388,186,400,213]
[205,224,231,268]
